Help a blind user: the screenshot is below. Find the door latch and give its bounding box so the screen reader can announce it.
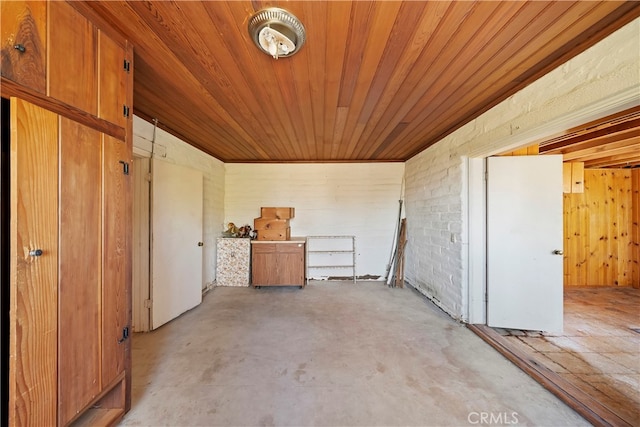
[119,160,129,175]
[118,326,130,343]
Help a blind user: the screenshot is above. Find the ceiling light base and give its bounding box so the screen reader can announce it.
[248,8,306,59]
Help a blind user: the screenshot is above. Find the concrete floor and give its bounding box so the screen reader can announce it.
[119,281,587,426]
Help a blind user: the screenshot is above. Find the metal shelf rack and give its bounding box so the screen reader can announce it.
[306,236,356,284]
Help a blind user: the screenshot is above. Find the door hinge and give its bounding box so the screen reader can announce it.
[144,299,152,309]
[119,160,130,175]
[123,59,131,73]
[146,173,152,182]
[123,105,130,118]
[118,326,130,343]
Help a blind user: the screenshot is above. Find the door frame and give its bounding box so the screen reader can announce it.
[464,88,638,325]
[132,154,151,332]
[1,97,10,426]
[465,157,486,324]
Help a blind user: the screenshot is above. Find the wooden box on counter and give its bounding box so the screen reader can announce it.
[260,207,295,219]
[254,217,290,230]
[254,206,295,240]
[256,228,291,241]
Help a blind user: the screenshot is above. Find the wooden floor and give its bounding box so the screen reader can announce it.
[494,287,639,426]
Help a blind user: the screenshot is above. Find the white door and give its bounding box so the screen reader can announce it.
[151,159,203,329]
[487,155,564,333]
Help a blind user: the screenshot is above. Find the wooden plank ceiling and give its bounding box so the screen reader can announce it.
[79,1,640,163]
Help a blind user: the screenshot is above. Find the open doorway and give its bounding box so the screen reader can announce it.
[468,106,640,425]
[488,161,639,425]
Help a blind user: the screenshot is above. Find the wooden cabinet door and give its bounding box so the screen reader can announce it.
[48,1,97,115]
[98,31,128,128]
[102,135,131,386]
[252,244,279,285]
[278,243,305,285]
[9,98,58,427]
[58,117,102,425]
[1,1,47,93]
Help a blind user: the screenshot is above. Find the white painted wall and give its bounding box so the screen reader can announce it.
[133,116,225,289]
[224,163,405,279]
[404,18,640,321]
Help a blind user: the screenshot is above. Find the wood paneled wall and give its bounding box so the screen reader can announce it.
[632,169,639,287]
[564,169,638,287]
[500,144,540,156]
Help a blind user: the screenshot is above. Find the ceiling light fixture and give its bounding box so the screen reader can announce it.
[248,7,306,59]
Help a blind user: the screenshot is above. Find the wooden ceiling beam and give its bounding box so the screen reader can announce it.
[584,153,640,169]
[565,141,640,162]
[540,118,640,154]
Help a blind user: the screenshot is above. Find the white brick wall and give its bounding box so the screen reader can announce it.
[133,116,225,289]
[225,163,405,278]
[405,18,640,320]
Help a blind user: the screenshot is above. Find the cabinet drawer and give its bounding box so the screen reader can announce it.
[252,243,277,253]
[276,242,305,253]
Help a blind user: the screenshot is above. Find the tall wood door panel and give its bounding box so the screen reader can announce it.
[48,1,97,115]
[102,134,131,387]
[1,1,47,93]
[9,98,58,426]
[58,117,102,425]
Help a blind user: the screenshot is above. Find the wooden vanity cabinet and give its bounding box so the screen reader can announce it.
[251,240,306,287]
